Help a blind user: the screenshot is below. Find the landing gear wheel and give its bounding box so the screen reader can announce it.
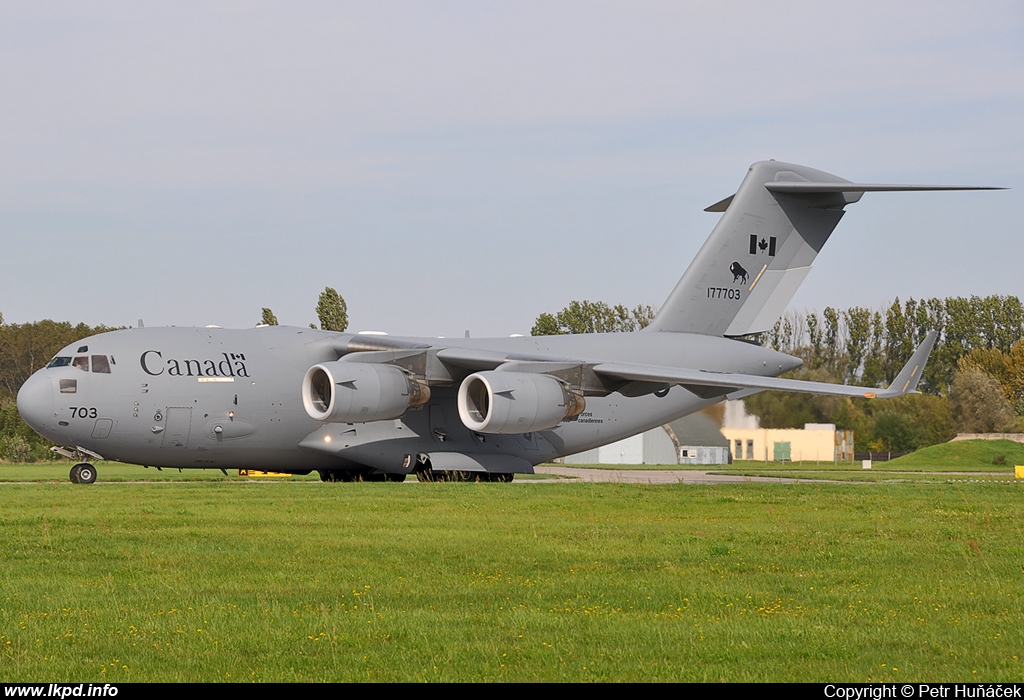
[70,463,96,484]
[320,470,363,482]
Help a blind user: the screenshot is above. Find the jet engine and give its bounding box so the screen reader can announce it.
[457,371,585,434]
[302,361,430,423]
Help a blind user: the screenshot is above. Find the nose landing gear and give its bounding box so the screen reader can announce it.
[50,446,104,484]
[69,462,97,484]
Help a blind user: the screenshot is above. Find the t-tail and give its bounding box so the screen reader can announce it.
[647,160,1001,337]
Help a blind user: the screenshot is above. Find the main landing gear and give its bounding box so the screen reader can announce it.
[319,470,407,482]
[415,468,514,483]
[69,462,97,484]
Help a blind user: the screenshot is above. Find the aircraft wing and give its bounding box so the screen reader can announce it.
[593,331,938,400]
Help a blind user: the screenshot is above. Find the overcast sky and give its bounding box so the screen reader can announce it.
[2,1,1022,337]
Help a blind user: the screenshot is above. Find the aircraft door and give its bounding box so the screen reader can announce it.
[91,418,113,439]
[162,407,192,448]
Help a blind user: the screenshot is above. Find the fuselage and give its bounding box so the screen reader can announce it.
[17,325,800,473]
[16,160,988,478]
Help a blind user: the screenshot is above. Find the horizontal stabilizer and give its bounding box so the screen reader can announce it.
[765,182,1004,194]
[650,161,1003,337]
[594,331,938,400]
[704,194,735,212]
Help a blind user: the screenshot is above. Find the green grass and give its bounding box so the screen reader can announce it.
[884,440,1024,471]
[0,461,323,483]
[1,480,1022,681]
[711,470,1019,483]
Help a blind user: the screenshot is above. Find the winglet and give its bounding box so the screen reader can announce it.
[877,331,939,398]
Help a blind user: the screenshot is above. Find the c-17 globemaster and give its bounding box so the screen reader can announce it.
[17,161,1000,483]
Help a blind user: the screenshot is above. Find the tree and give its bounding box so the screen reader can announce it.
[842,306,871,383]
[531,301,655,336]
[259,308,279,326]
[869,395,954,452]
[315,288,348,332]
[951,368,1016,433]
[531,313,560,336]
[958,341,1024,416]
[871,411,918,452]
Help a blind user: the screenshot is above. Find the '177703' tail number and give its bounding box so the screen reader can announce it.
[707,287,741,300]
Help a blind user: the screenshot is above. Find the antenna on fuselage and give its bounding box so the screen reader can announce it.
[138,319,144,328]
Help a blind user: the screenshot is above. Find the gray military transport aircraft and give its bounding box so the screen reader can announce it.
[17,161,999,483]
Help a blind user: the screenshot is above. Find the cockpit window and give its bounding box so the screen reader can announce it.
[73,356,89,372]
[60,379,78,394]
[91,355,111,374]
[47,357,72,368]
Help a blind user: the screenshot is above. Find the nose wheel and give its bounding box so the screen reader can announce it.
[51,447,104,484]
[69,462,97,484]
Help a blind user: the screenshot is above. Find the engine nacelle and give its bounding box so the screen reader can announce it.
[457,371,585,434]
[302,361,430,423]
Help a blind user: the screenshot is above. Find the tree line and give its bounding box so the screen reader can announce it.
[761,295,1024,395]
[533,295,1024,452]
[260,287,349,332]
[749,296,1023,450]
[531,300,655,335]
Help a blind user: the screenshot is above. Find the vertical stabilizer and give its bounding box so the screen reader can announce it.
[648,162,999,337]
[648,161,854,336]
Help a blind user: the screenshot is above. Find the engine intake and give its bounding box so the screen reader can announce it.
[302,361,430,423]
[457,371,585,434]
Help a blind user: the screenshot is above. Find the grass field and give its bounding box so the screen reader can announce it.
[715,440,1024,483]
[0,461,322,483]
[1,476,1022,682]
[711,468,1017,483]
[884,440,1024,471]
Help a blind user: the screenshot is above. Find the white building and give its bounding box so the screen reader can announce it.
[564,412,731,465]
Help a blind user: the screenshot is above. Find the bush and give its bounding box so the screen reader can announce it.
[1,434,29,463]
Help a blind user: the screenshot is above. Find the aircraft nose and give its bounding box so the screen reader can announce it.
[17,372,54,433]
